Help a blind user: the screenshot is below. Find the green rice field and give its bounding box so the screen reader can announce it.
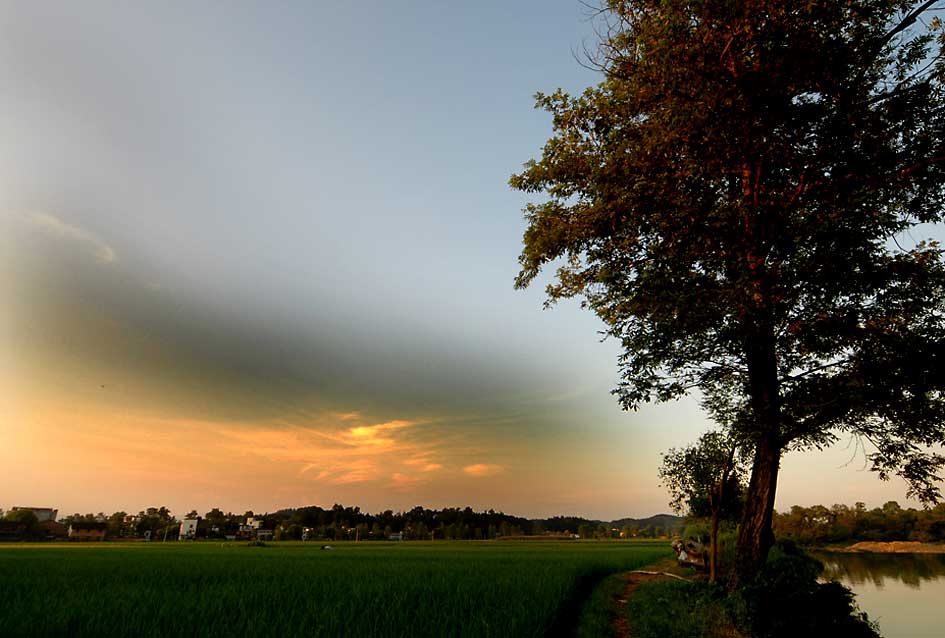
[0,540,668,637]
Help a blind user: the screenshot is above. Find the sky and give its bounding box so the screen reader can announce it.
[0,1,939,520]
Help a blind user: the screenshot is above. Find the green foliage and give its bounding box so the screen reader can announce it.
[626,542,879,638]
[514,0,945,438]
[626,580,738,638]
[0,541,667,638]
[104,511,128,538]
[659,431,748,520]
[132,506,177,539]
[682,521,709,542]
[738,541,880,638]
[775,501,945,544]
[4,509,39,526]
[713,530,740,583]
[3,510,40,538]
[513,0,945,455]
[661,430,748,581]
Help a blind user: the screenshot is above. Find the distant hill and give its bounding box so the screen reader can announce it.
[530,513,685,534]
[610,514,686,530]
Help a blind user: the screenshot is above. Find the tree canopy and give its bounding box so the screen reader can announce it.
[660,429,749,581]
[660,431,747,521]
[513,0,945,584]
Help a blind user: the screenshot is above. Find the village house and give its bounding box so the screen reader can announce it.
[68,522,107,542]
[39,520,68,540]
[237,516,269,540]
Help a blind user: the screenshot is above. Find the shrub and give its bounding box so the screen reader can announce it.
[736,540,879,638]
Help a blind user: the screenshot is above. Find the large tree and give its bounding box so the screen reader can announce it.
[513,0,945,586]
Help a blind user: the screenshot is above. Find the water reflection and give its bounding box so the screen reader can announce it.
[814,551,945,590]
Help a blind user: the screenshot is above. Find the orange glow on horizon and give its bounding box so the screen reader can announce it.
[0,395,527,516]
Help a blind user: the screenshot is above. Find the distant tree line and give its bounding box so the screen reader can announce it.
[259,505,533,541]
[1,504,682,541]
[773,501,945,545]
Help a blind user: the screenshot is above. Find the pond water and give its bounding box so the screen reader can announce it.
[813,551,945,638]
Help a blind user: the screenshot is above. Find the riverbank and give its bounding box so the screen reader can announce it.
[831,541,945,554]
[591,543,885,638]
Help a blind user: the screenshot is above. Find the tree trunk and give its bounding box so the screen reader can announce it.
[731,315,782,589]
[711,446,736,585]
[710,507,720,583]
[732,433,780,588]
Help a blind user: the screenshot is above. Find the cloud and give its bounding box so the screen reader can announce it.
[463,463,503,477]
[404,457,443,472]
[333,459,379,485]
[344,419,415,450]
[389,472,425,490]
[215,413,433,486]
[24,212,117,264]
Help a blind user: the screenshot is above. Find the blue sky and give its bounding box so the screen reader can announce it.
[0,1,934,519]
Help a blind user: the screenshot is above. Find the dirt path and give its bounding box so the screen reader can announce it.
[611,560,694,638]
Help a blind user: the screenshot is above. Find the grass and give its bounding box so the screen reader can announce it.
[625,579,740,638]
[0,540,668,637]
[574,571,630,638]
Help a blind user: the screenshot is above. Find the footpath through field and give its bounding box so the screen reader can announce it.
[608,559,694,638]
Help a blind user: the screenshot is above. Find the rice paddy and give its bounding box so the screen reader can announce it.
[0,540,668,637]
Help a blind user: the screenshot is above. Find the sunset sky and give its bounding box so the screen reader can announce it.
[1,1,940,520]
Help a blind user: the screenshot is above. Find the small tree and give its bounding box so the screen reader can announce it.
[105,511,127,538]
[660,431,748,583]
[4,509,40,539]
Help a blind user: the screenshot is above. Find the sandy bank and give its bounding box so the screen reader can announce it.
[840,541,945,554]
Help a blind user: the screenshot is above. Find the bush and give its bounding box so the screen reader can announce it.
[736,540,880,638]
[682,521,709,542]
[713,530,739,582]
[627,540,880,638]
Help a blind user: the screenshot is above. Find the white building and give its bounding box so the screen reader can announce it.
[179,518,199,539]
[237,516,266,539]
